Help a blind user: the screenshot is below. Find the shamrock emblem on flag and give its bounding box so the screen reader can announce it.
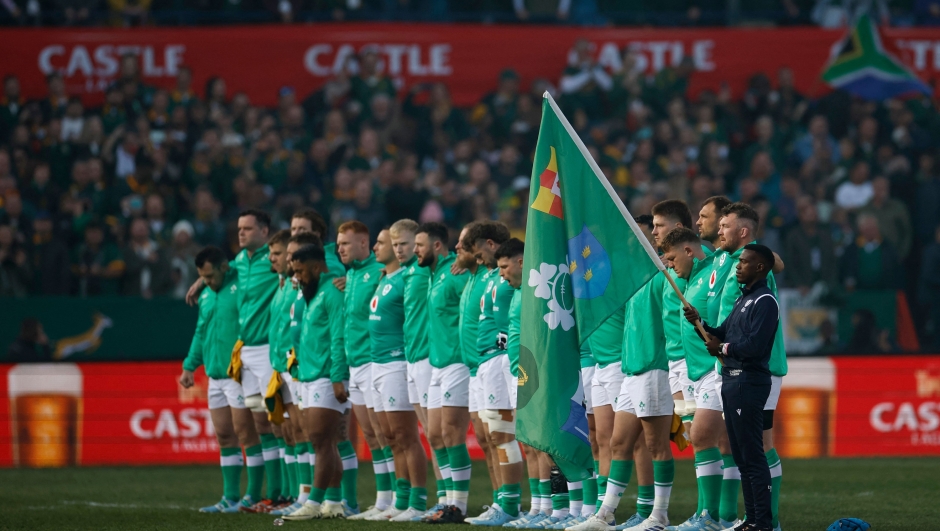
[528,261,575,331]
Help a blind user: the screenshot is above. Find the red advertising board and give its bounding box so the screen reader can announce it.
[4,24,940,109]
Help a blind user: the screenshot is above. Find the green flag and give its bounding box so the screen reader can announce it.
[517,93,664,480]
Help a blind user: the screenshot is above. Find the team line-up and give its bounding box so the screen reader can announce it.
[181,197,785,531]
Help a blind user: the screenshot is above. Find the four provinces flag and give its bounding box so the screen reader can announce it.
[822,13,930,101]
[517,93,663,480]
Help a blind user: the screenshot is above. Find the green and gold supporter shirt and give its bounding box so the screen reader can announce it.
[401,255,431,363]
[460,267,488,375]
[232,245,279,347]
[369,268,406,365]
[580,340,595,369]
[680,254,717,382]
[427,253,469,369]
[267,277,295,373]
[715,242,787,377]
[663,269,687,362]
[589,307,625,369]
[297,273,348,383]
[184,269,240,380]
[507,288,522,377]
[344,253,383,369]
[477,269,515,366]
[622,273,667,376]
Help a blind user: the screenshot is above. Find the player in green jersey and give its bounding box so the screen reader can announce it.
[290,208,346,280]
[282,243,350,521]
[660,228,726,531]
[713,203,786,531]
[336,221,388,518]
[181,247,262,514]
[366,228,429,521]
[416,222,471,524]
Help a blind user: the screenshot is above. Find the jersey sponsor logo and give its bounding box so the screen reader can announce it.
[709,270,717,289]
[290,303,295,319]
[370,295,379,312]
[491,285,498,303]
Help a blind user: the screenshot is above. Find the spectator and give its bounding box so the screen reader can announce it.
[473,70,520,145]
[168,220,199,299]
[794,115,839,166]
[835,161,874,211]
[0,223,30,297]
[58,0,97,25]
[144,193,172,245]
[843,308,893,353]
[21,163,60,216]
[73,221,125,296]
[0,193,30,240]
[6,318,53,363]
[122,217,172,298]
[559,39,612,120]
[27,213,71,295]
[784,196,838,292]
[1,75,22,144]
[350,49,396,122]
[189,187,225,246]
[918,225,940,348]
[858,176,913,260]
[840,213,903,291]
[108,0,151,27]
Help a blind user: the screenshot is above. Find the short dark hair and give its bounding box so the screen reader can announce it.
[722,202,760,228]
[292,208,327,236]
[417,222,449,243]
[702,195,732,214]
[651,199,693,229]
[495,238,525,261]
[743,243,775,271]
[289,232,322,247]
[269,229,291,247]
[291,244,326,264]
[195,246,227,269]
[634,215,654,230]
[469,221,511,247]
[239,209,271,229]
[659,227,700,252]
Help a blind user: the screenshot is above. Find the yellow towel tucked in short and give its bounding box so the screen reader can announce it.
[227,339,244,383]
[670,412,690,452]
[264,371,285,425]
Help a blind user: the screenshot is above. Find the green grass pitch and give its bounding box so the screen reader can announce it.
[0,458,937,530]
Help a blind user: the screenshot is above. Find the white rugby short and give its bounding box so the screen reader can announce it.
[299,378,350,413]
[240,344,275,398]
[278,371,295,406]
[427,363,470,409]
[407,358,432,407]
[581,365,596,415]
[592,363,625,409]
[348,363,374,408]
[208,378,246,410]
[477,354,514,411]
[372,361,412,413]
[618,369,673,418]
[668,358,695,402]
[469,374,482,413]
[692,370,721,412]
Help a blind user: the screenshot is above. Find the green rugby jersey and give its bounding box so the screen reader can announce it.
[267,277,295,373]
[680,254,717,382]
[460,267,488,375]
[369,268,406,364]
[507,287,521,377]
[589,307,625,369]
[232,244,279,347]
[622,273,667,376]
[288,286,305,379]
[427,253,469,369]
[662,269,687,362]
[715,242,787,377]
[477,269,515,367]
[184,269,240,380]
[324,242,346,278]
[705,248,731,325]
[579,339,595,369]
[344,253,383,368]
[297,273,348,383]
[401,255,430,363]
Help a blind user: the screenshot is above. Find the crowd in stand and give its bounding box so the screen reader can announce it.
[3,43,940,347]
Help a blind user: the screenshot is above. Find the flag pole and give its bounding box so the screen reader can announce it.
[542,92,716,348]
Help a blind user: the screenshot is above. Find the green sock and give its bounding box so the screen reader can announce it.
[436,478,447,503]
[383,447,397,488]
[277,439,289,499]
[528,478,540,512]
[260,433,281,500]
[285,445,297,499]
[697,447,722,518]
[595,476,607,511]
[767,449,782,528]
[245,444,264,501]
[410,486,428,511]
[337,440,358,510]
[501,482,522,517]
[326,486,342,502]
[720,454,740,522]
[311,487,326,504]
[652,459,675,520]
[434,447,453,495]
[374,451,392,493]
[568,480,583,516]
[297,443,312,489]
[602,460,632,512]
[637,484,654,519]
[395,478,411,511]
[220,447,243,501]
[447,444,472,510]
[695,450,704,513]
[582,476,598,514]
